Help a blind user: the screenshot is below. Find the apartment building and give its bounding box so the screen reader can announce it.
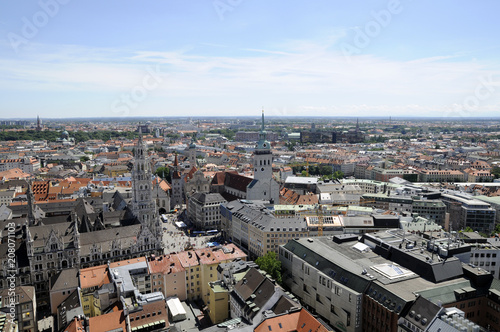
[187,192,227,230]
[418,169,467,182]
[147,254,187,300]
[0,157,40,174]
[0,189,15,206]
[279,231,467,332]
[441,193,496,233]
[220,200,308,258]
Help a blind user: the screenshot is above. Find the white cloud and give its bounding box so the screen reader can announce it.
[0,39,499,117]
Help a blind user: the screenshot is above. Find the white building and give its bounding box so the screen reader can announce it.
[246,111,280,204]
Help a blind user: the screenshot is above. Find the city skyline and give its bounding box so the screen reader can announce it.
[1,1,499,118]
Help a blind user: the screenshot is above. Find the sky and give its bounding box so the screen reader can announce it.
[1,0,500,119]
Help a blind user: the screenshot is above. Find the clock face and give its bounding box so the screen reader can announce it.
[261,168,264,171]
[263,143,267,148]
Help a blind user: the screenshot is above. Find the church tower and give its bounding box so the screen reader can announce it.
[188,136,197,168]
[170,153,184,209]
[36,115,42,131]
[253,110,273,181]
[131,128,160,242]
[246,110,280,203]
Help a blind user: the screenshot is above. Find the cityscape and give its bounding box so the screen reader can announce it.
[1,1,500,332]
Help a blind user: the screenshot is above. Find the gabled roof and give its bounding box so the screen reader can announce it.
[79,264,110,290]
[234,267,266,301]
[88,308,126,332]
[224,171,252,192]
[254,308,330,332]
[50,268,79,292]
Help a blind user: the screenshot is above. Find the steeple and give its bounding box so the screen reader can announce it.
[189,136,197,167]
[138,124,143,141]
[256,109,270,151]
[131,125,161,248]
[73,211,80,247]
[247,109,279,203]
[261,109,265,133]
[36,115,42,131]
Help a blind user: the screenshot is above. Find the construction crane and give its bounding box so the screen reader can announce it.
[297,204,325,236]
[317,204,324,236]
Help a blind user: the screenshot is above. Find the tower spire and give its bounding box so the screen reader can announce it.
[138,124,143,143]
[257,108,268,148]
[261,108,265,133]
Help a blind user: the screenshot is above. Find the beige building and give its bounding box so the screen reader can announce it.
[221,200,308,258]
[0,189,15,206]
[148,254,187,301]
[207,281,230,324]
[148,244,246,304]
[187,192,227,230]
[418,169,466,182]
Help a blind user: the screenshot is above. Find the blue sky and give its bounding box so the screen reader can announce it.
[1,0,499,119]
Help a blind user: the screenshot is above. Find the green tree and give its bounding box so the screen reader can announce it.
[461,226,474,233]
[491,167,500,179]
[154,167,171,182]
[493,224,500,236]
[286,141,297,151]
[255,251,282,284]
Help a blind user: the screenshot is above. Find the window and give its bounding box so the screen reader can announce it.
[331,305,337,314]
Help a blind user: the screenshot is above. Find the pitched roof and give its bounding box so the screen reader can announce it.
[234,267,266,301]
[148,254,185,274]
[50,268,79,292]
[79,264,110,290]
[88,308,126,332]
[254,308,330,332]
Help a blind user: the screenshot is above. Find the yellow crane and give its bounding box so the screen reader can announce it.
[297,204,325,236]
[317,204,324,236]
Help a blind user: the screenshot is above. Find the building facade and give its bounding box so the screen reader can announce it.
[187,192,227,230]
